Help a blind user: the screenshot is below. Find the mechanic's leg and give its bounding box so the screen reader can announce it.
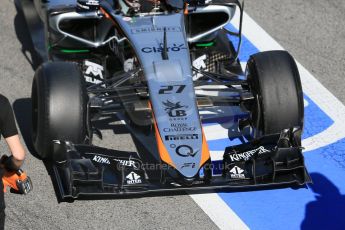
[0,179,5,230]
[0,209,5,230]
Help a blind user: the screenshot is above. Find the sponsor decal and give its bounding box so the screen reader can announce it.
[141,44,186,53]
[84,60,104,84]
[158,85,186,94]
[77,0,99,10]
[192,54,207,80]
[126,172,142,184]
[169,117,187,121]
[162,100,188,118]
[163,127,196,132]
[93,155,110,164]
[175,145,198,157]
[171,123,188,127]
[165,134,199,141]
[229,166,245,179]
[85,0,99,5]
[181,162,196,169]
[163,123,196,132]
[114,159,139,169]
[131,26,181,34]
[229,146,270,162]
[85,61,103,78]
[123,58,134,72]
[122,17,132,22]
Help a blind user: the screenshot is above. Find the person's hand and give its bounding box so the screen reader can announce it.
[3,134,25,170]
[0,155,22,172]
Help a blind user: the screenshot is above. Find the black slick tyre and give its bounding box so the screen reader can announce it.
[247,50,304,136]
[31,61,87,159]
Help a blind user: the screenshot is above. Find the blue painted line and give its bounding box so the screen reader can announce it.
[302,95,333,139]
[218,139,345,230]
[209,160,225,175]
[202,116,235,126]
[225,24,258,62]
[205,95,333,152]
[202,113,247,126]
[208,137,243,151]
[204,25,345,229]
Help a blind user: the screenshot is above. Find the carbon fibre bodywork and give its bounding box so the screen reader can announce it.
[21,0,311,199]
[53,129,310,198]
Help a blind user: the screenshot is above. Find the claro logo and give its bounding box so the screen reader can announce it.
[141,44,186,53]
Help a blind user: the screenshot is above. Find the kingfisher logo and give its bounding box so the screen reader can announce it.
[114,159,139,169]
[93,155,110,164]
[229,146,270,162]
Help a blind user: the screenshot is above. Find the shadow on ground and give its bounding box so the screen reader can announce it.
[13,98,37,156]
[14,0,42,70]
[12,98,183,202]
[301,172,345,230]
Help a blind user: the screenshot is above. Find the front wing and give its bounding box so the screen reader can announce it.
[51,130,311,199]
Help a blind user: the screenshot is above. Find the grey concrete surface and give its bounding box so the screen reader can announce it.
[245,0,345,103]
[0,0,218,229]
[0,0,344,229]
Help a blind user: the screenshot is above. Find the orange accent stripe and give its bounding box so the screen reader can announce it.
[200,130,211,167]
[184,3,189,15]
[149,102,176,168]
[100,7,117,24]
[149,102,210,168]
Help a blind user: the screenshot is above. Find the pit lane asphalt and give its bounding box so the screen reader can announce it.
[0,0,344,229]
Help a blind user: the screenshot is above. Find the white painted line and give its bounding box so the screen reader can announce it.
[231,10,345,152]
[210,151,224,161]
[196,89,236,97]
[304,99,309,107]
[204,124,230,140]
[296,64,345,151]
[193,9,345,230]
[189,193,250,230]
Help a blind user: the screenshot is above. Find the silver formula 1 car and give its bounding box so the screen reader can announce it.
[20,0,310,199]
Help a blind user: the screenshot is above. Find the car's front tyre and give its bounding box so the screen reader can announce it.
[31,61,87,159]
[246,50,304,136]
